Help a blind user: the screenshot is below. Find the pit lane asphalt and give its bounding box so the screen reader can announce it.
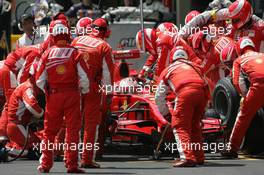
[1,154,264,175]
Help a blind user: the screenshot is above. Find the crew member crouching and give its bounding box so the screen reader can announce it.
[155,46,209,167]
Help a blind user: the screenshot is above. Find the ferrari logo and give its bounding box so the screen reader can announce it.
[122,100,128,110]
[56,65,66,74]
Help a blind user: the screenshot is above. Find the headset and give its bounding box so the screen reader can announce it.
[18,13,35,31]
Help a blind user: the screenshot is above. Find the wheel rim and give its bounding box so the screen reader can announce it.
[214,90,229,124]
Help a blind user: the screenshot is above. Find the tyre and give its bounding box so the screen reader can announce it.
[205,108,220,119]
[212,77,241,130]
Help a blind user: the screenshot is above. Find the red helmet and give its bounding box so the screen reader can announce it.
[156,32,176,50]
[170,46,189,63]
[156,22,178,37]
[130,69,138,77]
[49,20,70,43]
[76,17,93,36]
[237,37,256,55]
[185,10,200,24]
[220,39,238,66]
[228,0,253,29]
[91,18,111,39]
[136,28,157,55]
[187,31,211,53]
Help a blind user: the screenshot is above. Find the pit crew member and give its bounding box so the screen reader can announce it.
[6,73,43,158]
[188,34,239,91]
[222,37,264,158]
[0,45,41,142]
[137,23,178,79]
[155,46,209,167]
[155,31,202,75]
[136,28,157,79]
[36,20,89,173]
[179,0,264,52]
[71,18,114,169]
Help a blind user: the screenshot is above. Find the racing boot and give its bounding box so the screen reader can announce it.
[173,159,196,167]
[67,168,85,173]
[194,150,205,165]
[37,165,50,173]
[0,138,9,162]
[80,161,101,168]
[27,149,40,160]
[221,150,238,159]
[195,160,204,165]
[0,147,8,162]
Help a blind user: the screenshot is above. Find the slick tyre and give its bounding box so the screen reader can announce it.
[212,77,241,130]
[205,108,220,119]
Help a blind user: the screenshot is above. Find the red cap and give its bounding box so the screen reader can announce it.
[91,18,111,39]
[237,37,256,55]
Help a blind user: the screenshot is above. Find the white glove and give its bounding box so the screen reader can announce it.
[222,0,232,7]
[209,0,223,10]
[209,0,232,10]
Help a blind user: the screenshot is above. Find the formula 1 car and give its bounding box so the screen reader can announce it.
[105,49,264,158]
[102,49,224,159]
